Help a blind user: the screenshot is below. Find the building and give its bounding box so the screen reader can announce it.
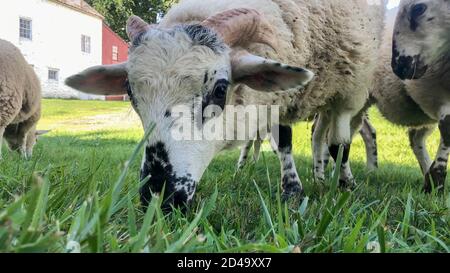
[0,0,107,99]
[102,23,128,66]
[102,23,129,101]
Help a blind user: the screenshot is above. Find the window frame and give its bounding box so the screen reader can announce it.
[19,17,32,40]
[81,35,91,54]
[112,45,119,61]
[48,68,59,82]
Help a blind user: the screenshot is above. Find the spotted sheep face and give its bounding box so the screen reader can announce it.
[66,13,314,212]
[392,0,450,80]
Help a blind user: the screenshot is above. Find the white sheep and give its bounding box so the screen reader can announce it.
[230,0,386,188]
[358,0,450,192]
[66,0,386,210]
[0,39,43,159]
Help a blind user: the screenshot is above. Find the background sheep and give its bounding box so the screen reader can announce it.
[357,0,450,192]
[234,0,386,189]
[0,39,43,159]
[66,0,386,210]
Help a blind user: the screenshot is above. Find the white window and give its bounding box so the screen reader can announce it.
[81,35,91,53]
[19,18,32,40]
[48,69,59,81]
[112,46,118,61]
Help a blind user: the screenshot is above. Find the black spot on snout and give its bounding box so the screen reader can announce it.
[391,51,428,80]
[392,55,414,80]
[140,142,196,213]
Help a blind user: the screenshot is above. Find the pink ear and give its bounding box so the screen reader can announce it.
[65,63,128,95]
[126,15,151,41]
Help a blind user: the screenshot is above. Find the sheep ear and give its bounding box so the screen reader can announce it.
[127,15,151,41]
[36,130,51,136]
[65,63,128,95]
[231,51,314,92]
[36,130,51,139]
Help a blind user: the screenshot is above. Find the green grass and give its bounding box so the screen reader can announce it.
[40,99,129,128]
[0,99,448,253]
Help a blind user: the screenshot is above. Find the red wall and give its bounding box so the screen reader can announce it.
[102,23,129,100]
[102,23,128,65]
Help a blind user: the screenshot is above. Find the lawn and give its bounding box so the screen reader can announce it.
[0,99,448,253]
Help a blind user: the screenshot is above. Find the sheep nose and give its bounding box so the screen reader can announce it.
[139,142,196,213]
[392,54,428,80]
[392,55,415,80]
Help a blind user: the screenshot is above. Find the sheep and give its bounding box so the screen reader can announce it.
[0,39,43,159]
[235,0,386,188]
[355,0,450,192]
[66,0,386,211]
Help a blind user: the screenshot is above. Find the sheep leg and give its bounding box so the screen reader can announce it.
[237,140,254,169]
[253,139,262,162]
[25,125,38,158]
[328,111,356,189]
[0,100,21,159]
[0,127,4,159]
[424,113,450,193]
[12,119,36,159]
[237,137,264,170]
[359,115,378,171]
[408,126,434,175]
[271,124,303,200]
[312,113,331,182]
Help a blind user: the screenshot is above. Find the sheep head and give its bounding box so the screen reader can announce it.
[392,0,450,80]
[65,13,314,212]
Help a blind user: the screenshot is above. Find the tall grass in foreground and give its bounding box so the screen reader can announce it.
[0,132,449,253]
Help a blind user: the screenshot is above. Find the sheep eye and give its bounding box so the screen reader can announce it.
[411,3,427,19]
[213,79,229,99]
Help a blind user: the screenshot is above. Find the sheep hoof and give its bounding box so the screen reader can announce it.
[281,182,304,202]
[20,149,32,160]
[339,179,356,191]
[314,176,326,184]
[366,164,378,172]
[423,163,446,193]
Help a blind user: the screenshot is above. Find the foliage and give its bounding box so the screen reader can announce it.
[85,0,178,41]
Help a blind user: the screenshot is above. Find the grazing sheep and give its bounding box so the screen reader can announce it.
[236,0,386,188]
[66,0,385,211]
[357,0,450,192]
[0,39,43,159]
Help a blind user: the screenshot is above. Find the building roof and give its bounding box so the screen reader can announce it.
[49,0,104,20]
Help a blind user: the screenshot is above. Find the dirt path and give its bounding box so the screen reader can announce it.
[48,109,141,132]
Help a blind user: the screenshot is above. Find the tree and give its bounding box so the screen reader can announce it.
[85,0,178,41]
